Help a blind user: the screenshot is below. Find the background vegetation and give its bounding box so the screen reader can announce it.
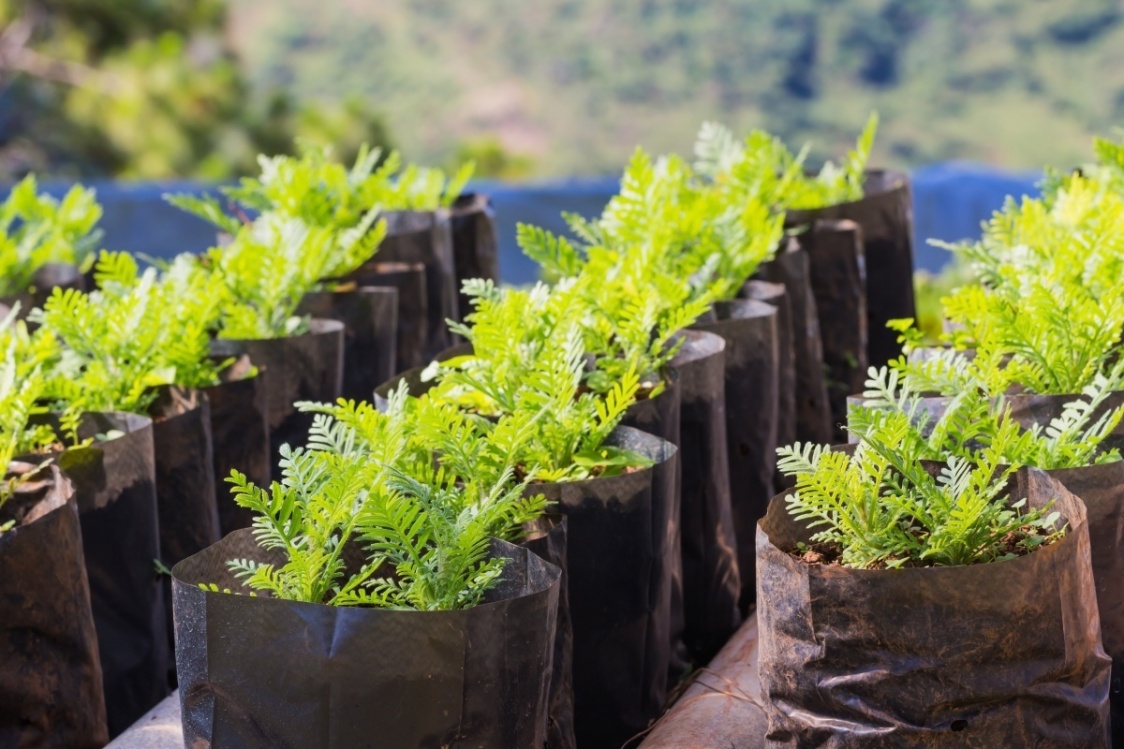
[1,0,1120,179]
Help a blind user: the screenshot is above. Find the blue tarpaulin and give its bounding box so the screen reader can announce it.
[37,163,1042,284]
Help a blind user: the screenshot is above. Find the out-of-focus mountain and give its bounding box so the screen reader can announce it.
[228,0,1124,175]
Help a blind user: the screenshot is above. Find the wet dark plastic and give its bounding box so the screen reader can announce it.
[756,241,832,444]
[50,412,169,738]
[798,220,868,442]
[203,359,270,535]
[522,514,577,749]
[300,286,398,401]
[450,193,499,321]
[757,467,1111,747]
[0,464,107,748]
[693,299,779,609]
[173,531,561,749]
[210,319,344,475]
[669,330,741,665]
[785,170,916,369]
[349,211,457,360]
[531,427,678,749]
[344,261,429,372]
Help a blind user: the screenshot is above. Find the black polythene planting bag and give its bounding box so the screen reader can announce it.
[348,210,458,360]
[0,464,108,749]
[755,239,833,445]
[784,170,916,370]
[531,426,679,749]
[210,319,344,477]
[757,466,1111,747]
[149,386,219,685]
[667,330,741,665]
[693,299,779,610]
[522,514,577,749]
[450,192,500,321]
[344,260,429,372]
[172,532,561,749]
[742,280,796,466]
[623,367,687,681]
[47,412,169,738]
[796,219,868,443]
[202,358,270,536]
[300,286,398,401]
[0,262,85,322]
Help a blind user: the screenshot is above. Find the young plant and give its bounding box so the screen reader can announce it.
[694,112,879,211]
[31,251,226,416]
[777,407,1062,569]
[204,209,385,339]
[0,176,103,297]
[170,143,473,234]
[225,388,544,610]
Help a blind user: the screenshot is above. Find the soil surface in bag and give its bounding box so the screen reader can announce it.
[348,210,457,359]
[0,463,108,749]
[173,531,560,749]
[300,286,398,401]
[211,318,344,476]
[202,357,270,536]
[785,170,915,370]
[693,299,779,610]
[531,426,679,749]
[796,219,868,443]
[522,513,577,749]
[668,330,742,666]
[450,193,500,321]
[624,368,687,682]
[0,262,85,322]
[755,241,832,445]
[42,412,169,738]
[756,466,1111,748]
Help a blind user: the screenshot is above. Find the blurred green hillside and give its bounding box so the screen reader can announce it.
[229,0,1124,176]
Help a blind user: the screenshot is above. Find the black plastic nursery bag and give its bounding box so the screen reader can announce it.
[798,219,868,443]
[211,319,344,475]
[450,192,500,321]
[531,426,678,749]
[522,513,577,749]
[0,262,85,321]
[344,261,429,372]
[756,240,833,445]
[693,299,779,609]
[203,357,270,535]
[742,280,796,461]
[668,330,742,664]
[49,412,169,738]
[0,463,107,748]
[300,286,398,401]
[785,170,915,369]
[173,532,561,749]
[757,467,1111,747]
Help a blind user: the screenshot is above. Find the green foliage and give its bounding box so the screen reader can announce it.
[0,1,395,180]
[0,308,64,509]
[31,251,226,415]
[225,390,545,610]
[853,365,1124,471]
[428,280,652,481]
[200,209,385,339]
[778,407,1063,569]
[695,112,878,211]
[0,176,102,297]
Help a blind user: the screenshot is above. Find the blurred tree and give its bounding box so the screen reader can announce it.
[0,0,393,179]
[452,136,534,179]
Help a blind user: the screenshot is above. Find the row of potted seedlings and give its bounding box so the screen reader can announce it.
[744,136,1124,747]
[0,115,922,749]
